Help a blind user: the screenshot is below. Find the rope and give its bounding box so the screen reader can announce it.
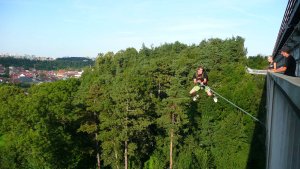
[202,84,265,126]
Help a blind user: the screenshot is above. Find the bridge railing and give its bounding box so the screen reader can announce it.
[266,72,300,169]
[272,0,299,57]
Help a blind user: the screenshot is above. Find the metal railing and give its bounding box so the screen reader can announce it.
[273,0,299,56]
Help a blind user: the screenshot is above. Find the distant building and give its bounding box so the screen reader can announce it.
[18,77,33,83]
[56,70,66,79]
[0,53,55,60]
[75,71,83,78]
[0,64,5,75]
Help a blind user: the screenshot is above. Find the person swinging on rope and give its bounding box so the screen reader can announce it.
[189,66,217,102]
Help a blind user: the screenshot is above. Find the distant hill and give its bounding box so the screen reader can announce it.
[56,57,93,62]
[0,56,94,70]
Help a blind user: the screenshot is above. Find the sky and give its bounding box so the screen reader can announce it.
[0,0,287,58]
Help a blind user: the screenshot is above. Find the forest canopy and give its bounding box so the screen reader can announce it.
[0,37,267,169]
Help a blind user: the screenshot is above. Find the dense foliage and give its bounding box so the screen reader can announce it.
[0,37,266,169]
[247,55,269,69]
[0,57,94,70]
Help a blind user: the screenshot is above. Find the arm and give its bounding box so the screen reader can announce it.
[202,72,208,84]
[193,78,197,84]
[202,78,207,84]
[272,66,286,73]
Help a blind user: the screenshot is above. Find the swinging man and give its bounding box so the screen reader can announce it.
[189,66,218,102]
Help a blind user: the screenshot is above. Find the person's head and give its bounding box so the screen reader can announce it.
[280,46,290,57]
[197,66,204,74]
[267,56,273,63]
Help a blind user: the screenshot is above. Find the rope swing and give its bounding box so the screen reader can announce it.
[203,84,265,127]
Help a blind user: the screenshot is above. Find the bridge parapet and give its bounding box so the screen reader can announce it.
[266,72,300,169]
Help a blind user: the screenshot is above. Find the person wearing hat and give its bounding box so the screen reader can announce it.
[272,46,296,77]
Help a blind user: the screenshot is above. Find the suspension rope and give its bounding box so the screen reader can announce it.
[203,84,265,126]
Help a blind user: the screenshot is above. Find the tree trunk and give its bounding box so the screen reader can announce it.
[125,101,129,169]
[158,81,161,96]
[93,103,101,169]
[170,128,173,169]
[125,140,128,169]
[169,113,175,169]
[114,142,120,169]
[95,133,101,169]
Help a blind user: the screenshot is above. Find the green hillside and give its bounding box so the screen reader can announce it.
[0,56,94,70]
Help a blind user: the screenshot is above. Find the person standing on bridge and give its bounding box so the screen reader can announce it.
[268,56,277,70]
[272,46,296,77]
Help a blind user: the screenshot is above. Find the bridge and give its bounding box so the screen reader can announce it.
[266,0,300,168]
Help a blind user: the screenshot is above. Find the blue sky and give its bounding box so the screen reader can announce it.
[0,0,287,58]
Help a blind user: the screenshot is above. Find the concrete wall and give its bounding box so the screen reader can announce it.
[266,72,300,169]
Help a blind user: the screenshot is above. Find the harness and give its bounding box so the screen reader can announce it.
[195,72,208,85]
